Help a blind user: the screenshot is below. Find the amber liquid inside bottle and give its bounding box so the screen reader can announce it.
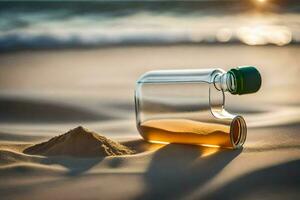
[138,118,241,148]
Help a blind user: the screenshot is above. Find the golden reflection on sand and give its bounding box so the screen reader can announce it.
[201,146,221,157]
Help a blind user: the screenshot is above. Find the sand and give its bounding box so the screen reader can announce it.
[24,126,134,157]
[0,45,299,199]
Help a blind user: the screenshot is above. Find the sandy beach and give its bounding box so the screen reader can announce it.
[0,45,300,199]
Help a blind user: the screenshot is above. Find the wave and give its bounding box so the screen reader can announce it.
[0,21,298,50]
[0,1,300,50]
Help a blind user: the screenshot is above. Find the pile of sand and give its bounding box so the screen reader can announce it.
[23,126,135,157]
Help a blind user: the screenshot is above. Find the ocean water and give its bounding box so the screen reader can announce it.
[0,1,300,50]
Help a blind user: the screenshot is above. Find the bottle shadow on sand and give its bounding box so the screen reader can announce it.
[135,143,242,200]
[201,159,300,200]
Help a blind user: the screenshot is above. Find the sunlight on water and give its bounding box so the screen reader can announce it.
[237,25,292,46]
[257,0,266,3]
[216,28,233,43]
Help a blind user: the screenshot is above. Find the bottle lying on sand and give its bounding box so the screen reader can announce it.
[134,66,261,149]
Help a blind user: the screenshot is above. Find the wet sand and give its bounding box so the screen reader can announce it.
[0,45,299,199]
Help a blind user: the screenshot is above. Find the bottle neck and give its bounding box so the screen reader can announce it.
[214,72,236,94]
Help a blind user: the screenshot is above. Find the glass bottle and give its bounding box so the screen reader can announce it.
[134,66,261,149]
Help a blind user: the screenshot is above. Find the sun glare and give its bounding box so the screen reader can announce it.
[257,0,266,3]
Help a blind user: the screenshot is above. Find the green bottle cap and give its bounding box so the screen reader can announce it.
[228,66,262,95]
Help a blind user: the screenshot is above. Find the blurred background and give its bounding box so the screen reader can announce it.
[0,0,299,140]
[0,0,299,50]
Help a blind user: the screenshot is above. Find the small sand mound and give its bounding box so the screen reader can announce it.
[23,126,135,157]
